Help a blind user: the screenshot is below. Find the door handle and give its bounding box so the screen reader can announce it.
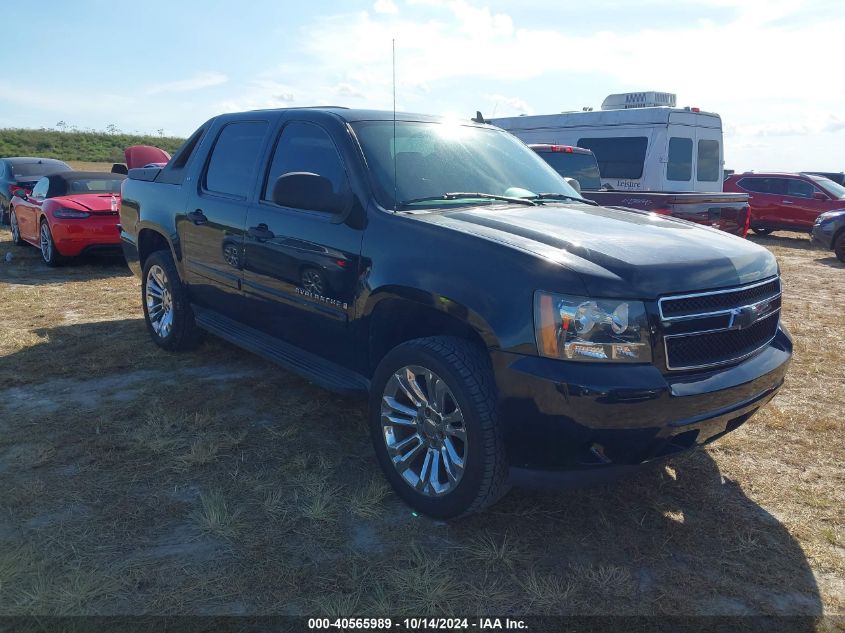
[781,200,794,204]
[247,223,275,241]
[187,209,207,225]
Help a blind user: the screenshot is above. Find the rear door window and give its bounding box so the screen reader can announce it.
[697,140,720,182]
[738,177,783,194]
[667,137,692,182]
[203,121,269,199]
[576,137,648,179]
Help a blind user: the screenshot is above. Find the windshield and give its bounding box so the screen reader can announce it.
[62,176,124,195]
[811,176,845,199]
[351,121,581,209]
[12,161,70,179]
[536,151,602,190]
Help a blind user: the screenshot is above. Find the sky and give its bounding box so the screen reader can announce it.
[2,0,843,172]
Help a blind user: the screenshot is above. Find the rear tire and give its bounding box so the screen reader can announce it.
[368,336,509,519]
[751,227,772,236]
[142,250,203,351]
[834,231,845,263]
[10,210,23,245]
[39,219,65,267]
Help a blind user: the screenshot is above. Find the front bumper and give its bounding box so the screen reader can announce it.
[493,325,792,480]
[810,223,833,250]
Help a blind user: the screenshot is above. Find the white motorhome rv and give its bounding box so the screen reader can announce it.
[489,92,725,193]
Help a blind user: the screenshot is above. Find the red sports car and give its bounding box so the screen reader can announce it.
[9,171,127,266]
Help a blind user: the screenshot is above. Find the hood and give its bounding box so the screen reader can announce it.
[54,193,120,213]
[420,202,778,298]
[124,145,171,169]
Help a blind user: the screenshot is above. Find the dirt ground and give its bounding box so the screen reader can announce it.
[0,227,842,619]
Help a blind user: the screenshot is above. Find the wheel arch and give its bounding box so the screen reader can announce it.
[137,225,179,270]
[362,287,499,377]
[832,224,845,248]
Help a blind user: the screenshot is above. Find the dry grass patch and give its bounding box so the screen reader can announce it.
[520,569,574,613]
[193,490,242,539]
[348,477,391,519]
[464,531,527,568]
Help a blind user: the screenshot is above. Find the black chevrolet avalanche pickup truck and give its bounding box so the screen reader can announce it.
[120,108,792,519]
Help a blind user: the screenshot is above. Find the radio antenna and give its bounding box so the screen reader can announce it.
[392,38,397,212]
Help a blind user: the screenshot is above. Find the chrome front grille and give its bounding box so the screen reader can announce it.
[659,277,782,371]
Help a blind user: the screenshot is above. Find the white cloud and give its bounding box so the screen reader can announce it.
[293,0,845,169]
[335,82,366,99]
[485,94,532,116]
[147,72,228,95]
[373,0,399,14]
[215,80,296,113]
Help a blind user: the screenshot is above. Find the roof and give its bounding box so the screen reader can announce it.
[528,143,594,154]
[732,172,811,178]
[489,106,721,131]
[48,171,126,181]
[45,171,125,198]
[237,107,493,127]
[4,157,69,165]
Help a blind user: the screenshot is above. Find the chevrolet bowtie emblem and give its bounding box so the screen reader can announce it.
[727,298,774,330]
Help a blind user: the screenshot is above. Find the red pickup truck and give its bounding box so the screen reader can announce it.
[530,144,751,237]
[724,172,845,235]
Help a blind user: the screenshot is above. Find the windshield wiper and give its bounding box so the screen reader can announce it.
[531,192,599,206]
[398,192,537,208]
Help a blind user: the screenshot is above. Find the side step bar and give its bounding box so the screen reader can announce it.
[192,305,369,396]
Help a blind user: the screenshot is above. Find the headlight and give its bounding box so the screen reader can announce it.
[53,208,91,219]
[534,291,652,363]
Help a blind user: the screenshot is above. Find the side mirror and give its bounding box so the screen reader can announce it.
[812,191,828,201]
[564,177,582,195]
[272,172,350,214]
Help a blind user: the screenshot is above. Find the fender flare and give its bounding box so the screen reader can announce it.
[361,285,500,349]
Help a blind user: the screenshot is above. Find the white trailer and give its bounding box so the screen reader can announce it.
[489,92,725,193]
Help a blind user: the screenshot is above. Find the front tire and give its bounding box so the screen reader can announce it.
[834,231,845,263]
[10,210,23,245]
[39,219,64,267]
[142,250,203,351]
[368,336,509,519]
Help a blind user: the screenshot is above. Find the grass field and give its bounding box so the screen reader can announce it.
[0,227,842,620]
[0,129,184,164]
[66,161,114,173]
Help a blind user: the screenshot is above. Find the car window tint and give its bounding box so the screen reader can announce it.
[204,121,269,198]
[576,137,648,179]
[538,151,602,190]
[738,177,764,193]
[263,121,349,210]
[786,179,814,198]
[697,140,720,182]
[667,137,692,181]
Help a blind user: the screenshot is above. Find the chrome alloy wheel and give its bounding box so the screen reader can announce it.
[40,222,52,261]
[381,366,467,496]
[10,212,19,242]
[145,264,174,338]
